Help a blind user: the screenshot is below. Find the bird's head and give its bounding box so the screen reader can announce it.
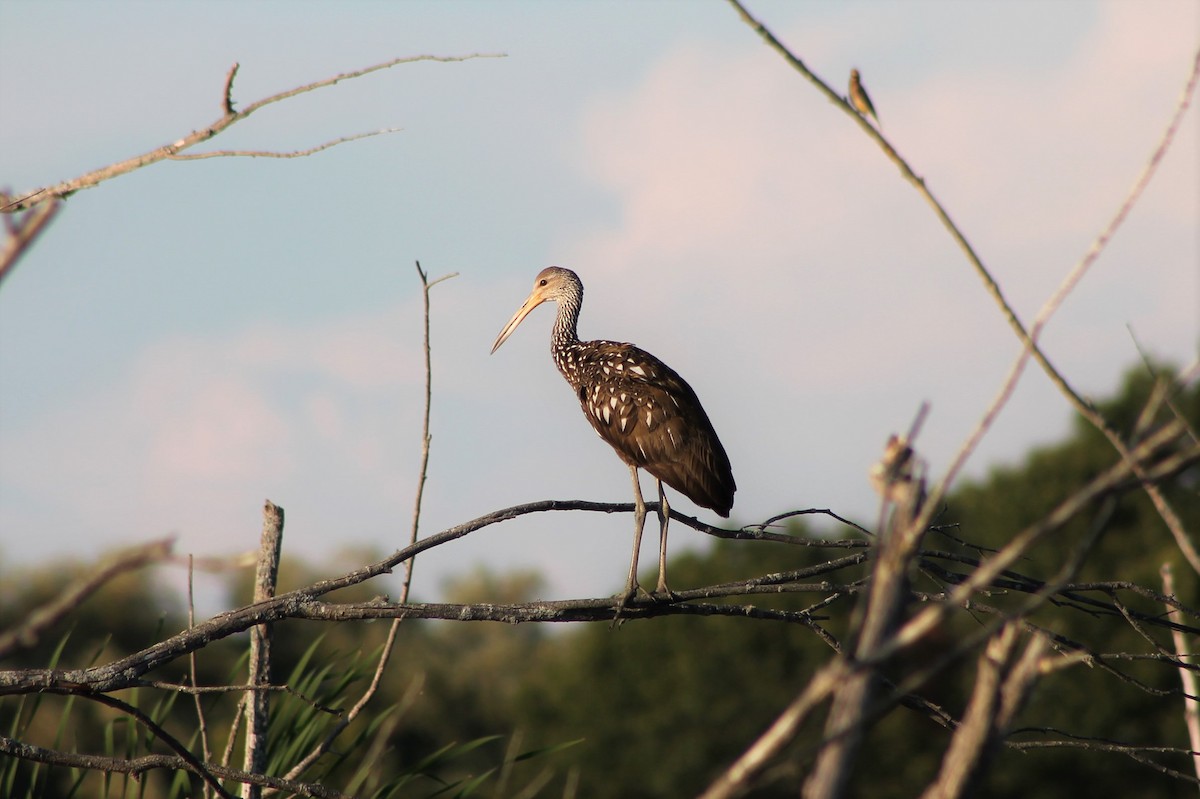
[490,266,582,353]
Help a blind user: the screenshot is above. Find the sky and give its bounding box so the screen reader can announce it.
[1,1,1197,608]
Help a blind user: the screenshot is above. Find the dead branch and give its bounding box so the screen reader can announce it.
[803,436,932,799]
[244,500,284,798]
[920,626,1048,799]
[1161,563,1200,782]
[0,53,504,214]
[700,420,1196,798]
[164,129,404,160]
[76,690,232,799]
[0,500,863,696]
[0,734,351,799]
[0,537,175,658]
[881,420,1191,661]
[0,197,60,287]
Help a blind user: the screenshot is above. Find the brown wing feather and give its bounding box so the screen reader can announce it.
[571,341,735,516]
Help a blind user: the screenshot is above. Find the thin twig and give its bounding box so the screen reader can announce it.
[403,261,459,600]
[187,555,214,799]
[166,129,404,160]
[916,47,1200,573]
[272,262,457,791]
[223,62,240,115]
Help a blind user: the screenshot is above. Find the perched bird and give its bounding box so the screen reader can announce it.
[849,68,882,129]
[491,267,735,603]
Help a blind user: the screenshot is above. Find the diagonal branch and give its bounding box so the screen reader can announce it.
[0,537,175,658]
[0,197,61,287]
[919,626,1048,799]
[75,691,233,799]
[1,53,505,213]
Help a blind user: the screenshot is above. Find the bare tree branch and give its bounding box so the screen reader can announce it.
[0,537,174,659]
[76,691,234,799]
[0,197,60,287]
[165,128,405,160]
[244,500,284,799]
[803,435,932,799]
[1,425,1193,703]
[1161,563,1200,783]
[0,734,352,799]
[186,555,214,799]
[0,53,504,213]
[919,626,1048,799]
[881,421,1190,662]
[698,662,845,799]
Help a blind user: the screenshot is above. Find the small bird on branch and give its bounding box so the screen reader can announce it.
[849,68,882,129]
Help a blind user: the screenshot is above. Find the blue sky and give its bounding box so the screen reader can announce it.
[1,1,1196,605]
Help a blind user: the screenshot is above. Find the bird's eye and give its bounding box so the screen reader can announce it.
[539,279,547,286]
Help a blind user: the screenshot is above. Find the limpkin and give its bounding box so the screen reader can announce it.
[491,266,735,602]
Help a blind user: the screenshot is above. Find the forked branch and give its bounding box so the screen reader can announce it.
[0,53,504,214]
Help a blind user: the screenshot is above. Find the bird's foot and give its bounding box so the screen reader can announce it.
[651,584,679,602]
[610,583,652,628]
[617,583,656,603]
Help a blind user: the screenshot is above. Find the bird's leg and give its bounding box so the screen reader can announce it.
[620,464,648,608]
[655,479,674,597]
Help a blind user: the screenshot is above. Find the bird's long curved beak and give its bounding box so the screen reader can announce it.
[490,290,546,354]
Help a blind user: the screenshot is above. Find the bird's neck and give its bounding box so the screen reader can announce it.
[551,293,582,350]
[550,293,583,386]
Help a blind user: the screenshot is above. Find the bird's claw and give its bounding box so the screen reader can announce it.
[652,585,678,602]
